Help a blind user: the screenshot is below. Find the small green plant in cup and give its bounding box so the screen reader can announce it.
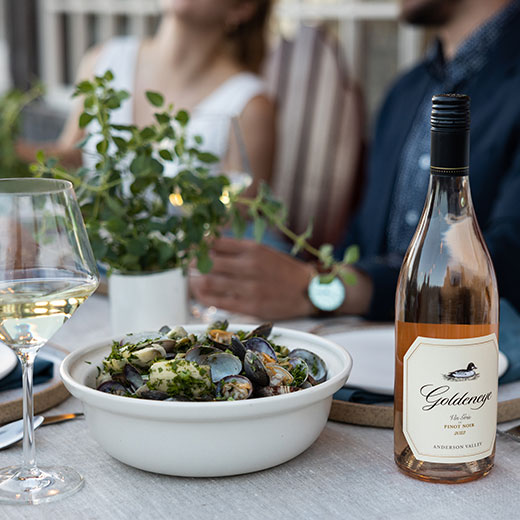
[33,71,359,284]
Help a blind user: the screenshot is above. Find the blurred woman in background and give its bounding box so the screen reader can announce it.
[17,0,275,192]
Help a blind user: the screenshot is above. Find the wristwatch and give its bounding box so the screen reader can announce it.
[307,271,345,313]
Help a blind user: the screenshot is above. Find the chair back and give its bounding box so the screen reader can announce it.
[264,25,365,247]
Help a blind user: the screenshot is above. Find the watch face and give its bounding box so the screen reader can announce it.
[308,276,345,312]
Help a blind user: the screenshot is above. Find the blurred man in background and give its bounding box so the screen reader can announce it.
[191,0,520,320]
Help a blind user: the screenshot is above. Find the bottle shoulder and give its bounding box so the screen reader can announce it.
[397,213,499,324]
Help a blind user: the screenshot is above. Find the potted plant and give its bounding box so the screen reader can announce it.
[33,71,359,332]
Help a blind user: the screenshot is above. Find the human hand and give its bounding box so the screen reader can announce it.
[190,237,315,320]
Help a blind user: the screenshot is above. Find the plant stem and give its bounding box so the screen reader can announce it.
[236,196,322,258]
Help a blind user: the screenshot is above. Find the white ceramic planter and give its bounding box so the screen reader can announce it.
[108,269,187,335]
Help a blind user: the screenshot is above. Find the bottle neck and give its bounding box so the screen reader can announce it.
[427,174,473,219]
[428,126,472,216]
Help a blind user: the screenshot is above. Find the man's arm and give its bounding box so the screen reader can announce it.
[482,143,520,314]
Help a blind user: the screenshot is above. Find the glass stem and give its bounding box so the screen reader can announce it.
[20,348,38,475]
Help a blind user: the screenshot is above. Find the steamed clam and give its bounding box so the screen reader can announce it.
[217,375,253,400]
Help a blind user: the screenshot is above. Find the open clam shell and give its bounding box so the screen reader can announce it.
[243,350,270,387]
[216,375,253,400]
[205,352,242,383]
[289,349,327,384]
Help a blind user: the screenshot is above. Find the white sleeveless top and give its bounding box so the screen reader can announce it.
[83,36,267,175]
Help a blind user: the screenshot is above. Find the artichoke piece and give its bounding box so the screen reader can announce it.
[128,344,167,369]
[148,359,213,399]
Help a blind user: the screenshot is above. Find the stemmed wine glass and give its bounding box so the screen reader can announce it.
[187,114,253,322]
[0,178,99,504]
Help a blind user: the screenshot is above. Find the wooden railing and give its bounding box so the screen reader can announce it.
[0,0,9,93]
[36,0,422,110]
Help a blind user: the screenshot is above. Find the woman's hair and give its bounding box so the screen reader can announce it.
[227,0,273,73]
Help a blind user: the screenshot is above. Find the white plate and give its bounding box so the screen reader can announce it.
[325,326,509,396]
[0,344,17,381]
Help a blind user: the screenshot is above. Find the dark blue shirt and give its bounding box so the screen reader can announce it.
[341,1,520,319]
[387,0,520,254]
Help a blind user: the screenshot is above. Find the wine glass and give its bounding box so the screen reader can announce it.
[0,178,99,504]
[187,114,253,323]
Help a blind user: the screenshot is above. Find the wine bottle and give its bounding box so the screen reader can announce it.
[394,94,499,483]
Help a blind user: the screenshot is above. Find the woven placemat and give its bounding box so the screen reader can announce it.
[329,398,520,428]
[0,344,70,425]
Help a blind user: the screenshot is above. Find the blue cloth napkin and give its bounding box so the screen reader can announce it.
[333,298,520,404]
[0,358,54,392]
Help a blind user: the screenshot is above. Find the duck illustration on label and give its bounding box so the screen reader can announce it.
[444,362,479,382]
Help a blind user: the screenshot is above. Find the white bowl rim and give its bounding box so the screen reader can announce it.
[60,324,353,421]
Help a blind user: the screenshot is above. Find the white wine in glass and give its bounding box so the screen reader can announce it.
[0,178,99,504]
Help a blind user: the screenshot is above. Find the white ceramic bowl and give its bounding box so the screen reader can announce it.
[60,325,352,477]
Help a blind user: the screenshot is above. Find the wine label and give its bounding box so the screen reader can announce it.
[402,334,498,464]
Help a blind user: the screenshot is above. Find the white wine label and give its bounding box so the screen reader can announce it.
[402,334,498,464]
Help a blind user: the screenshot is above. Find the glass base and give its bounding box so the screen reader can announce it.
[191,302,231,323]
[0,465,84,505]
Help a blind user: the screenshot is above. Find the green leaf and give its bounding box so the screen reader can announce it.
[106,94,121,109]
[231,211,247,238]
[175,110,189,126]
[76,80,94,94]
[174,142,184,157]
[117,90,130,102]
[140,127,156,140]
[154,112,170,125]
[130,176,152,194]
[127,237,149,256]
[196,250,213,274]
[194,135,203,145]
[90,237,108,260]
[318,244,334,269]
[105,217,126,233]
[197,151,219,164]
[343,245,360,265]
[111,124,134,131]
[159,149,173,161]
[83,95,95,110]
[253,217,267,243]
[340,270,357,286]
[79,112,94,128]
[319,273,335,284]
[146,91,164,107]
[36,149,45,163]
[157,242,174,265]
[119,254,140,271]
[112,136,127,150]
[96,139,108,154]
[105,196,125,216]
